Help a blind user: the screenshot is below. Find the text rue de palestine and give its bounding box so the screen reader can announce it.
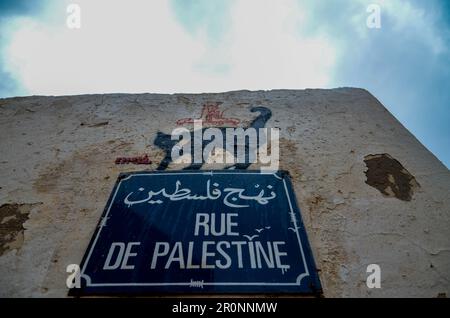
[103,213,291,271]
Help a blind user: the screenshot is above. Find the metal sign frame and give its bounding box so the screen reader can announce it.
[70,170,322,296]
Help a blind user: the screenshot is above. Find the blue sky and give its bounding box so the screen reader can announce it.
[0,0,449,167]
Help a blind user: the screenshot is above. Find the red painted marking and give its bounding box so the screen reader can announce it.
[115,154,151,165]
[176,102,240,126]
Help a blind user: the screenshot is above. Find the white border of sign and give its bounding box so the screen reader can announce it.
[80,171,310,287]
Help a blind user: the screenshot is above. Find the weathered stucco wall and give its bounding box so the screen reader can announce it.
[0,88,448,297]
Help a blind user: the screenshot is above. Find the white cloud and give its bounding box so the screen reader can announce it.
[219,0,336,89]
[3,0,337,96]
[382,0,447,55]
[348,0,448,55]
[4,0,206,95]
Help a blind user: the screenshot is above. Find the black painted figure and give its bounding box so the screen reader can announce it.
[153,107,272,170]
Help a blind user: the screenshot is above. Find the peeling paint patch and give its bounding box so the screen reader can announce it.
[364,154,419,201]
[0,203,39,256]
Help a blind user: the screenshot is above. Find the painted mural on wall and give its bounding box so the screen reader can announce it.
[153,105,272,171]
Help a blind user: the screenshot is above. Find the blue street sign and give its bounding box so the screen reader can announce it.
[72,170,322,295]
